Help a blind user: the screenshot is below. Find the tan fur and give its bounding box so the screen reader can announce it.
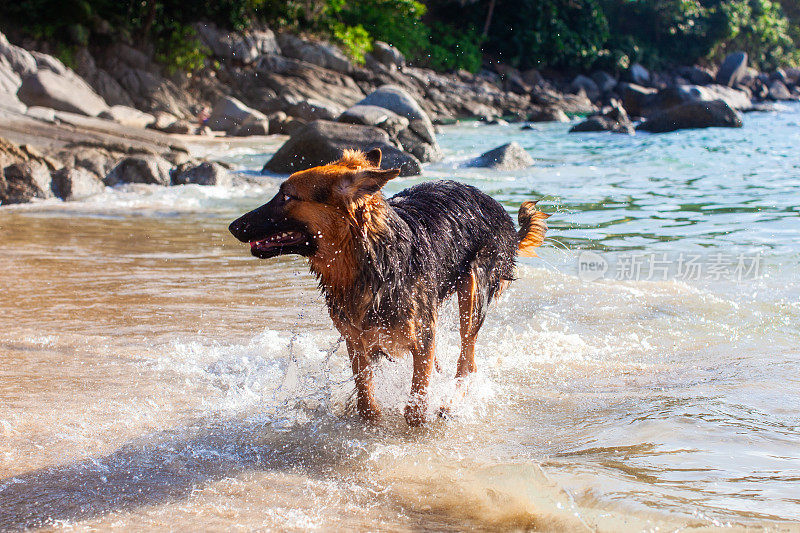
[517,200,550,257]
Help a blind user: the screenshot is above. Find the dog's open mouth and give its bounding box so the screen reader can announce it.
[248,229,313,258]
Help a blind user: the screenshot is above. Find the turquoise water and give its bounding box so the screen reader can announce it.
[1,105,799,530]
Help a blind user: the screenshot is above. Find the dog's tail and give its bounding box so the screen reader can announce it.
[517,200,550,257]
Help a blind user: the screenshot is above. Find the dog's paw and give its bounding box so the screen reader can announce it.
[404,404,427,427]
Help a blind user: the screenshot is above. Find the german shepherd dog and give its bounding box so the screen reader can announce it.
[229,148,548,426]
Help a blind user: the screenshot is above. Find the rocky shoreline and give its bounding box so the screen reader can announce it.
[2,26,799,205]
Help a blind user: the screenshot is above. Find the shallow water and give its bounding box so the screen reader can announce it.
[1,106,799,531]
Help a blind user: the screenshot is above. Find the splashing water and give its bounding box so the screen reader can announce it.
[1,106,799,530]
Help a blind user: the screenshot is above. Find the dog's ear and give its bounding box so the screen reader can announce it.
[365,147,382,167]
[341,168,400,200]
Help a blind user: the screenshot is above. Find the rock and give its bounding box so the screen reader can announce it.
[629,63,650,86]
[527,106,569,123]
[655,84,751,112]
[230,115,270,136]
[0,55,22,97]
[570,75,600,100]
[338,104,410,137]
[619,83,658,117]
[277,34,352,73]
[71,147,116,177]
[160,120,195,134]
[104,155,172,186]
[496,65,531,95]
[677,65,715,85]
[357,85,440,162]
[742,103,781,113]
[263,120,421,176]
[531,88,598,115]
[171,161,232,186]
[194,22,279,65]
[357,85,435,144]
[99,105,155,128]
[0,31,37,77]
[208,96,267,133]
[1,161,53,204]
[286,99,344,121]
[768,80,792,101]
[521,69,544,87]
[147,111,180,131]
[570,101,634,134]
[468,142,533,170]
[25,106,56,122]
[637,100,742,133]
[370,41,405,69]
[592,71,617,93]
[51,166,104,200]
[17,69,109,116]
[282,117,307,136]
[716,52,748,87]
[31,51,68,75]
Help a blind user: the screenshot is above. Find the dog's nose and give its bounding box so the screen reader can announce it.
[229,217,252,242]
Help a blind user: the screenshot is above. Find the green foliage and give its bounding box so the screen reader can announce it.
[153,24,210,75]
[714,0,800,69]
[2,0,799,75]
[329,22,372,64]
[424,22,484,72]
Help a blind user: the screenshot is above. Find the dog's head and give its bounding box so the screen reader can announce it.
[229,148,400,260]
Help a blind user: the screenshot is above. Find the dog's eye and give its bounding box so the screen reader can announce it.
[283,194,291,202]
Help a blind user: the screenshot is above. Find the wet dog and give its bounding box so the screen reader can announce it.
[229,148,548,426]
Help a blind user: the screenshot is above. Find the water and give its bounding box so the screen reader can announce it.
[1,106,799,531]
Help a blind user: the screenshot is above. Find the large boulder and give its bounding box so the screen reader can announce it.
[194,22,279,65]
[369,41,405,69]
[99,105,155,128]
[263,120,421,176]
[230,115,269,136]
[527,106,569,123]
[570,101,634,134]
[629,63,651,86]
[676,65,715,86]
[619,83,658,117]
[468,142,533,170]
[285,99,344,121]
[531,88,598,115]
[357,85,441,162]
[171,161,232,186]
[208,96,267,133]
[0,55,22,100]
[655,84,751,112]
[570,74,600,100]
[17,69,109,116]
[51,166,105,200]
[637,100,742,133]
[716,52,748,87]
[277,34,352,73]
[591,71,617,93]
[0,31,37,77]
[1,161,53,204]
[104,155,172,186]
[338,104,410,137]
[768,80,792,101]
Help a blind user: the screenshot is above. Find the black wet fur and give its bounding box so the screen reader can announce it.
[328,180,518,331]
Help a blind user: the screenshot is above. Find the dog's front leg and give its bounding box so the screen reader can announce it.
[346,339,381,422]
[405,324,436,427]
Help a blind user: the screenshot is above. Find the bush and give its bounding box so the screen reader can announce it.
[153,24,210,74]
[329,22,372,64]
